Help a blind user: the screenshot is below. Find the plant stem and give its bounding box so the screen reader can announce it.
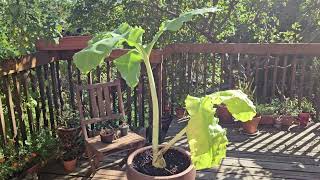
[156,126,187,158]
[143,57,160,167]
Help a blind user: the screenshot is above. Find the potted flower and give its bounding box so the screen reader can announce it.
[275,98,300,128]
[100,128,115,143]
[175,99,186,119]
[298,98,315,126]
[256,100,280,125]
[73,8,255,179]
[57,106,81,148]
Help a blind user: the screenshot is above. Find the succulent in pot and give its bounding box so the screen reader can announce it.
[61,132,83,172]
[73,7,256,179]
[256,101,279,125]
[100,128,115,143]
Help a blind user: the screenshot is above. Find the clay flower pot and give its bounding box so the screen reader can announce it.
[260,115,276,125]
[26,163,40,174]
[63,159,77,172]
[216,106,233,124]
[127,146,196,180]
[242,116,261,134]
[100,131,114,143]
[280,115,296,126]
[36,36,92,50]
[120,125,129,136]
[298,112,310,126]
[175,107,186,119]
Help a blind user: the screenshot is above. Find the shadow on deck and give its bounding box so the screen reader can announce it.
[39,119,320,179]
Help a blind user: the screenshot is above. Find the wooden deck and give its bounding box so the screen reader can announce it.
[39,119,320,179]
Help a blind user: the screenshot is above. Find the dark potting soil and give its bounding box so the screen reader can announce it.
[132,148,190,176]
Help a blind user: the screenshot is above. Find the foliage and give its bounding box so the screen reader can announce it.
[0,0,72,60]
[256,103,278,115]
[237,79,255,101]
[278,98,300,116]
[58,105,80,128]
[300,98,315,114]
[73,7,219,169]
[185,90,255,170]
[0,130,58,179]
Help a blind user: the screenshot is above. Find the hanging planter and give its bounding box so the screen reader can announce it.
[36,36,92,50]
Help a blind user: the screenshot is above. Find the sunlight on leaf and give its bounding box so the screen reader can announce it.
[114,50,143,88]
[185,90,256,170]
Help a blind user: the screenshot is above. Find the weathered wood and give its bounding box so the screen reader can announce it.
[21,72,34,135]
[67,60,75,108]
[290,56,297,97]
[138,75,144,127]
[89,88,99,118]
[262,55,269,101]
[126,86,132,125]
[298,59,306,106]
[281,56,288,94]
[211,53,216,88]
[254,57,260,98]
[55,62,64,110]
[220,54,225,89]
[166,43,320,55]
[203,54,208,94]
[36,66,48,127]
[30,70,41,131]
[92,169,127,180]
[12,74,27,143]
[271,57,279,98]
[43,65,55,132]
[96,86,106,117]
[50,63,60,115]
[0,92,6,145]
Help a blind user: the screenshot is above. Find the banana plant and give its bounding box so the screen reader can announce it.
[73,7,256,170]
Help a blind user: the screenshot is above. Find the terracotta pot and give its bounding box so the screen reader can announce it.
[63,159,77,172]
[100,132,114,143]
[175,107,186,119]
[120,126,129,136]
[298,113,310,126]
[280,115,296,126]
[127,146,196,180]
[242,116,261,134]
[57,127,80,148]
[260,115,276,125]
[36,36,92,50]
[216,106,233,124]
[26,163,40,174]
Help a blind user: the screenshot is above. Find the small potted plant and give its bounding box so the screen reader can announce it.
[57,106,81,148]
[62,148,78,172]
[276,98,299,128]
[175,99,186,119]
[256,100,279,125]
[298,98,315,126]
[216,104,234,124]
[100,128,115,143]
[120,122,129,136]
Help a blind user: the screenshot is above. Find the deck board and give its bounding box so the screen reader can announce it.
[39,118,320,180]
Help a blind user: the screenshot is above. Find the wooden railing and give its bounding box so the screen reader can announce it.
[0,41,320,147]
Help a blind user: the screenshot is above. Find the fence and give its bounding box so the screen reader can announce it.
[0,41,320,147]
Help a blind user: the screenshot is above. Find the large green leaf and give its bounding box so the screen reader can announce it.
[160,7,219,32]
[113,50,143,88]
[73,23,145,75]
[185,95,228,170]
[185,90,256,170]
[209,90,256,122]
[73,35,123,74]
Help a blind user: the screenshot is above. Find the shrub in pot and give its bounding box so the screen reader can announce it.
[120,123,130,136]
[60,133,82,172]
[275,98,300,128]
[57,105,81,149]
[298,98,315,126]
[175,100,186,119]
[73,7,256,179]
[256,100,280,125]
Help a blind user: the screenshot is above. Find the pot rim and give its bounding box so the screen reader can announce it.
[127,145,194,179]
